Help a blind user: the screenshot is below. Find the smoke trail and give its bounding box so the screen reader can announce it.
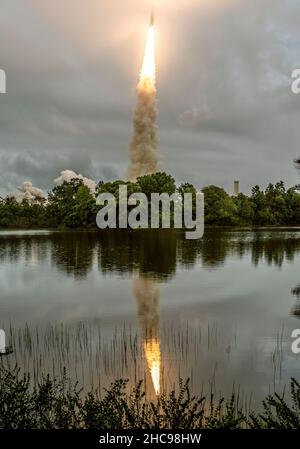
[127,21,159,181]
[133,273,161,395]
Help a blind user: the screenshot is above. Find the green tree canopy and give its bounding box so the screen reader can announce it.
[202,185,238,226]
[47,179,97,228]
[137,172,176,200]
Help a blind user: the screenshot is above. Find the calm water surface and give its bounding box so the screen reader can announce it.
[1,228,300,403]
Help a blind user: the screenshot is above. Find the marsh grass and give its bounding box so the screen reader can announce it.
[0,322,288,410]
[2,322,240,392]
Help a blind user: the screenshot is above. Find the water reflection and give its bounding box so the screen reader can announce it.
[133,274,161,395]
[2,228,300,401]
[292,284,300,318]
[51,233,96,279]
[1,229,300,280]
[97,230,179,280]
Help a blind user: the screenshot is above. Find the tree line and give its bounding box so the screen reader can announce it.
[1,172,300,229]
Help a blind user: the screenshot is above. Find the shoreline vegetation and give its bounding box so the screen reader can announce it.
[1,173,300,229]
[0,365,299,429]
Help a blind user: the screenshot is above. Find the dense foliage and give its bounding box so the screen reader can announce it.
[204,182,300,226]
[249,378,300,429]
[0,366,300,429]
[0,366,243,429]
[1,174,300,229]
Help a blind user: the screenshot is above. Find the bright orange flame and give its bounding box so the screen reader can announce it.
[139,24,156,88]
[144,338,161,395]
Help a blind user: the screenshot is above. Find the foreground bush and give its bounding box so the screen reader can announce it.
[0,366,243,429]
[249,378,300,429]
[0,366,300,429]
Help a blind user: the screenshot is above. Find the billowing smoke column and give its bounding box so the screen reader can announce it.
[127,13,159,181]
[133,273,161,395]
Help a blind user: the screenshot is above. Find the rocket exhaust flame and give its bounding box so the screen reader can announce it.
[139,23,156,87]
[133,274,161,395]
[127,13,159,181]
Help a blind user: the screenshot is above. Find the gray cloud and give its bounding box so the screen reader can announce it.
[0,0,300,196]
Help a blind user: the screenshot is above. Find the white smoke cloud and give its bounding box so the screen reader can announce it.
[54,170,96,193]
[9,181,46,204]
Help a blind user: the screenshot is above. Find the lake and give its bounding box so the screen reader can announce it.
[1,228,300,405]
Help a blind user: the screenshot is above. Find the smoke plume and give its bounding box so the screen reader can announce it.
[127,82,159,181]
[127,21,159,181]
[9,181,45,204]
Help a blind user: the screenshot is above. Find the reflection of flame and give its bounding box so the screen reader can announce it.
[144,339,161,395]
[133,274,161,395]
[139,24,156,89]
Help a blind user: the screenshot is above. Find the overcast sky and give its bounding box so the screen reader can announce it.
[0,0,300,196]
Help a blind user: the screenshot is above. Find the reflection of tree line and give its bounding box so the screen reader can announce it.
[97,230,178,280]
[201,231,300,269]
[2,230,300,278]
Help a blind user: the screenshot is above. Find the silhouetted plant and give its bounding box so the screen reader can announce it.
[249,378,300,429]
[1,366,300,429]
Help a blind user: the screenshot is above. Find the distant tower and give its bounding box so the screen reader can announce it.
[233,180,240,196]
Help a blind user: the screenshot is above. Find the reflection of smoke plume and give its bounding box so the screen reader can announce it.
[127,83,159,181]
[133,273,161,395]
[54,170,96,193]
[9,181,45,204]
